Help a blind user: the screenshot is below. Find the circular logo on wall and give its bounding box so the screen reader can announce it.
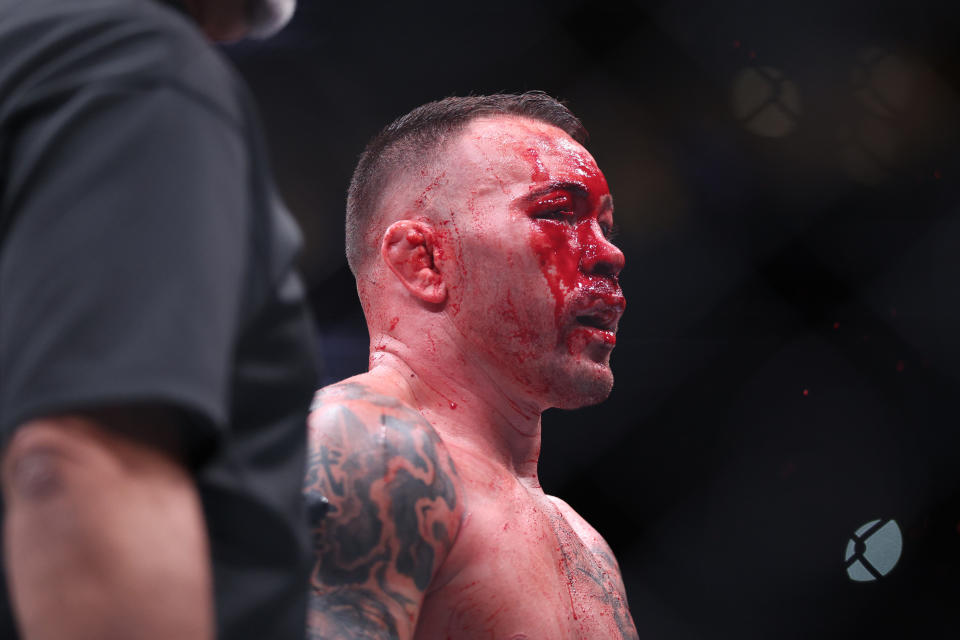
[844,518,902,582]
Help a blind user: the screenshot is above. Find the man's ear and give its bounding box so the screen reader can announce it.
[381,220,447,305]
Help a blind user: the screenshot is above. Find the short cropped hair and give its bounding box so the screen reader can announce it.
[344,91,588,275]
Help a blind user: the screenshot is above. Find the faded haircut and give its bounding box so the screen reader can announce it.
[344,91,588,276]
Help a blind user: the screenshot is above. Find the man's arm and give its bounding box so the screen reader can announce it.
[304,383,463,640]
[0,8,258,639]
[2,410,213,640]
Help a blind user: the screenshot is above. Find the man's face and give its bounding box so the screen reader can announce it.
[436,116,625,409]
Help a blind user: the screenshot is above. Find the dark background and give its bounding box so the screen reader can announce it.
[227,1,960,637]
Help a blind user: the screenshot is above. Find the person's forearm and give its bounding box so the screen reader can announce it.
[2,416,214,640]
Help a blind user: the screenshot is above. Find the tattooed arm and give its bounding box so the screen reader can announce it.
[304,382,463,640]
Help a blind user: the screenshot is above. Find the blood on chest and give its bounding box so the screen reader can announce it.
[414,493,634,640]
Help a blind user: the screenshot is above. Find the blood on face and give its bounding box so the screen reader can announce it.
[519,146,624,342]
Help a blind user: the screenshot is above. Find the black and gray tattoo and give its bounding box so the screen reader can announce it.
[304,383,462,640]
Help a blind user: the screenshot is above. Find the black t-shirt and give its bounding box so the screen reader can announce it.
[0,0,319,638]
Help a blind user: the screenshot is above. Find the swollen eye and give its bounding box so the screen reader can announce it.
[535,209,575,221]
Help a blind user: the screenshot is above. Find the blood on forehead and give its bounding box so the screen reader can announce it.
[459,117,593,182]
[516,144,611,211]
[493,122,609,206]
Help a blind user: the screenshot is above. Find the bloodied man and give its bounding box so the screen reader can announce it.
[305,93,637,639]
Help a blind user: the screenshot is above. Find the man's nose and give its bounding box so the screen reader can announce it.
[579,222,624,278]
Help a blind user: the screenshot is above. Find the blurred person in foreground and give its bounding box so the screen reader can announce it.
[0,1,319,638]
[305,93,639,639]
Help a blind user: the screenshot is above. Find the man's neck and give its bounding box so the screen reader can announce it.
[366,342,544,490]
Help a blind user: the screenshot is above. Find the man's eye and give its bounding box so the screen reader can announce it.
[534,209,575,221]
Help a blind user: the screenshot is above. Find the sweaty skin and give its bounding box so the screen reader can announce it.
[306,116,637,639]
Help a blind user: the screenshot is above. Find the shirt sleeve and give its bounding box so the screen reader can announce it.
[0,78,251,457]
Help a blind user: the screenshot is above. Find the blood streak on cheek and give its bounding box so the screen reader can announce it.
[530,168,623,349]
[472,287,543,392]
[499,290,540,360]
[529,221,580,327]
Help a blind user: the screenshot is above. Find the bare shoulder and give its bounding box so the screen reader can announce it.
[548,495,638,639]
[308,375,411,418]
[309,375,449,455]
[306,376,463,533]
[547,495,628,586]
[547,496,614,554]
[304,376,464,639]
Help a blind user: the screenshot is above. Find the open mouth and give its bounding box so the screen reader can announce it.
[570,289,625,338]
[576,314,615,331]
[569,307,620,351]
[573,303,622,332]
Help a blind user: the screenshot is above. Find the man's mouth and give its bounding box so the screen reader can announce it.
[575,311,617,331]
[572,295,625,333]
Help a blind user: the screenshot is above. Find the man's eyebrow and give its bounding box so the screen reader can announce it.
[517,182,615,214]
[522,181,588,203]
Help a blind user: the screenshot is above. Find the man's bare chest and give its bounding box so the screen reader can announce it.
[414,485,636,640]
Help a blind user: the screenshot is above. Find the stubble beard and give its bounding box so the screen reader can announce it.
[543,357,615,410]
[496,343,615,411]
